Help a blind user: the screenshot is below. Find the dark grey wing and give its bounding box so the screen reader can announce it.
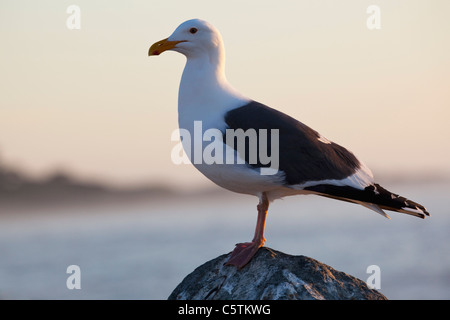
[223,100,361,185]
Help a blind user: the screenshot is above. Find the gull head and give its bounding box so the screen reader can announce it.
[148,19,224,62]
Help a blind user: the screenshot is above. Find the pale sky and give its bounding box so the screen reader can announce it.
[0,0,449,188]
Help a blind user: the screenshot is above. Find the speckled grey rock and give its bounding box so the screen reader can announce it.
[168,247,387,300]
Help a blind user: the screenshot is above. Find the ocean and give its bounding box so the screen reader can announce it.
[0,181,448,300]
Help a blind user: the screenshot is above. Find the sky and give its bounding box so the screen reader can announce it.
[0,0,449,189]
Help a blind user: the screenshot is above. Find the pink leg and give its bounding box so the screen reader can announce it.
[225,192,269,269]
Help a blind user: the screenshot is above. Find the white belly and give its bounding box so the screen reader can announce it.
[192,160,285,196]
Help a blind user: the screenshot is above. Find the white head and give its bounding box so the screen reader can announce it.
[149,19,249,113]
[149,19,225,65]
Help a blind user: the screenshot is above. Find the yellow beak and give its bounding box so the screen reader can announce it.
[148,38,185,56]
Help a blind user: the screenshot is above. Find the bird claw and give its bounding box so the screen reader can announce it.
[225,241,264,269]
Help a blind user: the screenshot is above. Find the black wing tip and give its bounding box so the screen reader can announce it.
[388,203,430,219]
[305,183,430,219]
[372,183,430,219]
[419,208,431,219]
[401,200,430,219]
[415,211,428,219]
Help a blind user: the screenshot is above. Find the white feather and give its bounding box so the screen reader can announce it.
[291,162,374,191]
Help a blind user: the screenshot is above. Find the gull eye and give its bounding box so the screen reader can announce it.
[189,27,198,34]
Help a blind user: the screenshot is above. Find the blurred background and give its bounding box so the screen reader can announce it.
[0,0,449,299]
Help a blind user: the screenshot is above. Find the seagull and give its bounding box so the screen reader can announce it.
[148,19,429,269]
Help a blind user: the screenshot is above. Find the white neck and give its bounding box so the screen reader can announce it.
[178,51,250,126]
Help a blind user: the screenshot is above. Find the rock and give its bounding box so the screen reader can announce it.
[168,247,387,300]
